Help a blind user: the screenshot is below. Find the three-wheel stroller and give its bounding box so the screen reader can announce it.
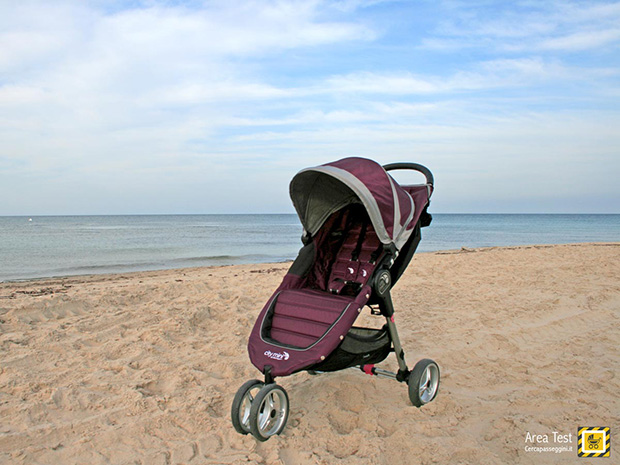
[231,157,440,441]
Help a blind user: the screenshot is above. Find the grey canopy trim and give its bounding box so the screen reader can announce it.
[291,166,390,244]
[291,165,411,247]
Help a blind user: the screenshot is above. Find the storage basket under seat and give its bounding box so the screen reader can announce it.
[308,325,391,372]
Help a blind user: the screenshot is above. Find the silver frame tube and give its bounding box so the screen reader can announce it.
[386,316,409,373]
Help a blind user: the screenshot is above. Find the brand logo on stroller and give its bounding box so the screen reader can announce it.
[264,350,290,361]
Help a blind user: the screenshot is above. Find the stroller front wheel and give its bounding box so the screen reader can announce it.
[249,383,289,441]
[407,359,440,407]
[231,379,264,434]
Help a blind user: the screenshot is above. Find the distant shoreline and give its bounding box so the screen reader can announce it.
[2,242,618,286]
[2,213,620,217]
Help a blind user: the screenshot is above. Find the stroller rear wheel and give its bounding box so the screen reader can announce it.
[231,379,264,434]
[248,383,289,441]
[407,359,440,407]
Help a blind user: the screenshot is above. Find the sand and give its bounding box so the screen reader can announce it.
[0,243,618,465]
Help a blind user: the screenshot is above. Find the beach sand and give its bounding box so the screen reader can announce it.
[1,243,618,464]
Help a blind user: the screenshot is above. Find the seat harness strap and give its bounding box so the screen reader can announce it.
[351,218,368,262]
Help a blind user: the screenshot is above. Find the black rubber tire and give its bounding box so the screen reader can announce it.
[231,379,263,435]
[248,384,290,441]
[407,359,440,407]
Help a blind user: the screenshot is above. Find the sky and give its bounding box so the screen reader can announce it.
[1,0,619,215]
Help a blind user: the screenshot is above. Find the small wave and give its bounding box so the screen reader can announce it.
[38,254,292,277]
[173,254,273,263]
[1,253,297,281]
[52,261,164,273]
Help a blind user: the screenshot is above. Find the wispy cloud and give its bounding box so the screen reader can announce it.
[422,0,620,53]
[319,56,599,97]
[539,28,620,51]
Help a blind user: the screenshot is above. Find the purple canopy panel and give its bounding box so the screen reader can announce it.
[402,184,433,227]
[290,157,423,251]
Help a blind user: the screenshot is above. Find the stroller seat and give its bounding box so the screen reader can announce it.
[267,289,355,348]
[326,211,382,295]
[264,205,381,349]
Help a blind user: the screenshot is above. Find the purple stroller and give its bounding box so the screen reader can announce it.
[231,157,439,441]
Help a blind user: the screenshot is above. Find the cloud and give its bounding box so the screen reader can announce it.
[91,1,373,58]
[539,28,620,51]
[318,57,585,97]
[0,1,373,100]
[421,0,620,53]
[325,72,440,94]
[0,1,373,159]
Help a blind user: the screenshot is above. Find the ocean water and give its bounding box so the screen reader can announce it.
[1,214,618,282]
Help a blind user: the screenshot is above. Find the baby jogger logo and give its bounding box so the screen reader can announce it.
[264,350,290,361]
[578,427,611,458]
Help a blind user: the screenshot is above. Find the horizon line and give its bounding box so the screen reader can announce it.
[2,212,620,217]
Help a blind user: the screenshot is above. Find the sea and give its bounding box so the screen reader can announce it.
[1,214,619,282]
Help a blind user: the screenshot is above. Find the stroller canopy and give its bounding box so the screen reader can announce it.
[290,157,419,250]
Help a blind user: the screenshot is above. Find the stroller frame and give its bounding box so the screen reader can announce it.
[231,159,440,441]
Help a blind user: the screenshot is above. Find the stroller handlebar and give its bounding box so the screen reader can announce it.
[383,162,434,186]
